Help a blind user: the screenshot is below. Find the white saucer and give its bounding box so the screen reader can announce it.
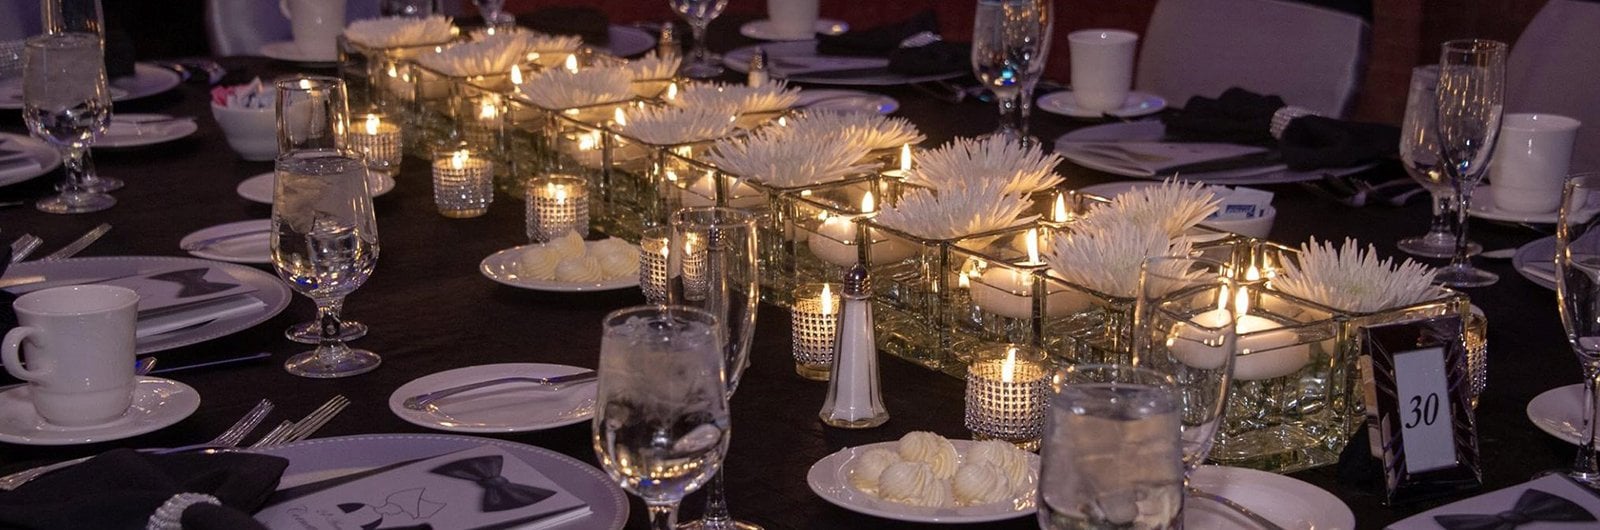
[1037,90,1167,119]
[0,377,200,446]
[479,244,640,292]
[739,19,849,41]
[260,41,337,64]
[180,219,271,264]
[1468,183,1598,224]
[236,171,396,204]
[0,133,63,188]
[1529,383,1584,445]
[96,114,199,148]
[807,439,1039,523]
[1185,466,1354,529]
[796,89,899,115]
[388,363,596,433]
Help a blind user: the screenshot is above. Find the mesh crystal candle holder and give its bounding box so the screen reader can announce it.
[525,175,590,242]
[351,113,403,177]
[432,149,494,218]
[963,344,1047,450]
[792,283,841,381]
[638,226,670,304]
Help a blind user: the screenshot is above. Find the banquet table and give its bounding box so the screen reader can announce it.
[0,42,1583,530]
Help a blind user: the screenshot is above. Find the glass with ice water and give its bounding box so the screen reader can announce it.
[1039,364,1184,530]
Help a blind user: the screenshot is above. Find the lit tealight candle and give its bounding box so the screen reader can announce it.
[562,129,606,169]
[1050,192,1073,225]
[792,283,841,381]
[564,53,579,73]
[881,144,913,179]
[964,345,1047,448]
[1170,285,1309,380]
[639,227,671,303]
[808,192,914,267]
[525,175,590,242]
[432,149,493,218]
[351,114,402,176]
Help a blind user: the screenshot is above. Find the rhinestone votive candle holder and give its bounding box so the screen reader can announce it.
[432,149,494,218]
[639,226,670,304]
[964,344,1047,450]
[526,175,590,242]
[351,113,403,177]
[792,283,841,381]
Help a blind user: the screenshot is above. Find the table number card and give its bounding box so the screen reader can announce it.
[1361,314,1482,505]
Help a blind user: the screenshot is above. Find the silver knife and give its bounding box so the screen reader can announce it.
[41,223,111,261]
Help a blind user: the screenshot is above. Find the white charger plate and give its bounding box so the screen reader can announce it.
[96,114,199,149]
[796,89,899,115]
[388,363,595,433]
[236,171,396,204]
[1528,383,1584,445]
[1055,121,1375,185]
[725,41,964,86]
[0,133,63,187]
[180,219,271,264]
[247,433,628,529]
[0,377,199,446]
[1185,466,1355,529]
[1512,236,1556,290]
[739,19,849,41]
[807,439,1040,524]
[1037,90,1166,119]
[479,244,639,292]
[0,63,181,110]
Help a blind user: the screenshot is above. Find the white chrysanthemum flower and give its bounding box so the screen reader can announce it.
[1045,218,1195,298]
[344,16,455,48]
[615,105,738,146]
[702,128,876,188]
[1273,237,1440,313]
[873,183,1037,241]
[779,110,924,152]
[417,32,544,76]
[1074,178,1221,238]
[515,67,633,109]
[622,53,681,81]
[906,136,1063,195]
[672,80,801,115]
[467,27,582,52]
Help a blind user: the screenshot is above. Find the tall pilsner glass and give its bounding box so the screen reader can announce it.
[670,0,730,79]
[1555,173,1600,486]
[667,207,760,530]
[1398,65,1481,259]
[272,77,382,378]
[282,77,368,345]
[972,0,1053,148]
[21,33,114,214]
[42,0,122,193]
[1434,39,1506,287]
[593,305,731,530]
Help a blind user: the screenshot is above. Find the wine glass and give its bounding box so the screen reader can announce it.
[593,305,731,530]
[667,207,760,530]
[1555,172,1600,487]
[670,0,730,79]
[472,0,512,30]
[272,76,382,378]
[1398,65,1481,259]
[1433,39,1506,287]
[1132,256,1237,476]
[971,0,1053,147]
[20,32,114,214]
[41,0,122,194]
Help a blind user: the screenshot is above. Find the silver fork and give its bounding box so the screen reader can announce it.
[254,395,348,447]
[8,234,40,263]
[40,223,110,261]
[1188,487,1287,530]
[0,399,275,491]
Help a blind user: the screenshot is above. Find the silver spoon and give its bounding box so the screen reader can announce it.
[403,372,597,410]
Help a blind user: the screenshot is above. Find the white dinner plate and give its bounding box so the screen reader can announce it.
[0,133,63,187]
[0,63,181,110]
[1528,383,1584,445]
[5,256,291,354]
[606,25,656,58]
[388,363,596,433]
[180,219,271,264]
[479,244,639,292]
[1037,90,1167,119]
[1055,121,1374,185]
[725,40,964,86]
[247,433,628,529]
[807,439,1040,524]
[96,114,199,149]
[739,18,850,41]
[1512,235,1556,290]
[796,89,899,115]
[0,377,199,446]
[260,40,336,64]
[1185,466,1355,529]
[1469,183,1598,224]
[236,171,396,204]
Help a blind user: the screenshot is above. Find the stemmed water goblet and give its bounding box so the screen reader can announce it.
[971,0,1053,147]
[667,207,760,530]
[1554,172,1600,487]
[593,305,731,530]
[669,0,730,78]
[1433,39,1507,287]
[41,0,122,194]
[271,76,382,378]
[21,24,115,213]
[1398,65,1481,259]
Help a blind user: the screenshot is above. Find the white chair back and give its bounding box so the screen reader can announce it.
[1507,0,1600,173]
[0,0,42,41]
[1135,0,1369,118]
[204,0,382,56]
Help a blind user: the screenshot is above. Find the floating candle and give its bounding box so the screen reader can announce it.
[1170,286,1309,380]
[972,229,1047,320]
[808,192,915,267]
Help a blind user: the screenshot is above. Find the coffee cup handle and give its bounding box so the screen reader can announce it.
[278,0,292,20]
[1,326,46,382]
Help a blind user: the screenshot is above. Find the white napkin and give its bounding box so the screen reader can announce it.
[1055,141,1272,177]
[136,294,266,338]
[1387,474,1600,529]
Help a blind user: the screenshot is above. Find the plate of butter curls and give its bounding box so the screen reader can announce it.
[808,431,1040,523]
[480,232,641,292]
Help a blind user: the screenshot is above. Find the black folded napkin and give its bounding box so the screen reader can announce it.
[815,11,967,76]
[1162,87,1400,170]
[0,449,288,530]
[519,6,609,47]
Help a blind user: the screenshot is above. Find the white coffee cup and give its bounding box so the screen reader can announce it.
[1490,113,1581,214]
[1,285,139,427]
[1069,29,1139,112]
[768,0,820,40]
[279,0,346,61]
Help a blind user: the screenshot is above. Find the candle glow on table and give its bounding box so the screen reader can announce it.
[808,192,915,267]
[525,175,590,242]
[351,114,402,176]
[964,345,1047,448]
[1169,285,1310,380]
[792,283,841,381]
[431,149,493,218]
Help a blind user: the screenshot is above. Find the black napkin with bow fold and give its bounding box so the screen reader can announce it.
[518,6,609,47]
[814,11,968,76]
[1162,87,1400,171]
[0,449,288,530]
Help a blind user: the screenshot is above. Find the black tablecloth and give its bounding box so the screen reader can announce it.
[0,32,1579,530]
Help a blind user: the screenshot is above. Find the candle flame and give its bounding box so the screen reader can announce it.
[1025,228,1040,263]
[298,78,313,89]
[1235,285,1250,315]
[664,169,678,182]
[510,65,523,85]
[479,100,498,120]
[1053,193,1069,223]
[578,131,599,151]
[387,64,398,78]
[1246,265,1261,281]
[958,272,970,289]
[820,284,835,315]
[777,116,787,127]
[1001,347,1017,383]
[364,115,380,136]
[665,82,678,101]
[899,144,912,173]
[564,54,579,73]
[450,150,468,170]
[861,191,876,213]
[613,107,627,126]
[1217,284,1230,312]
[549,182,569,202]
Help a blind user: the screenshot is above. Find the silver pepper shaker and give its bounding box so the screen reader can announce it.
[657,24,681,62]
[747,49,769,87]
[820,263,889,428]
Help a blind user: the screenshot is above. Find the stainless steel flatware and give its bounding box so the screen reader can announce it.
[180,227,272,251]
[8,234,40,263]
[403,372,597,410]
[263,395,349,445]
[1187,487,1286,530]
[41,223,110,261]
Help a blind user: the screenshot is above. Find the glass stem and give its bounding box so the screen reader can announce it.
[1427,190,1455,240]
[690,23,709,66]
[315,297,349,362]
[1578,361,1600,479]
[62,146,90,194]
[647,503,680,530]
[699,471,733,527]
[1448,181,1475,269]
[993,88,1024,142]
